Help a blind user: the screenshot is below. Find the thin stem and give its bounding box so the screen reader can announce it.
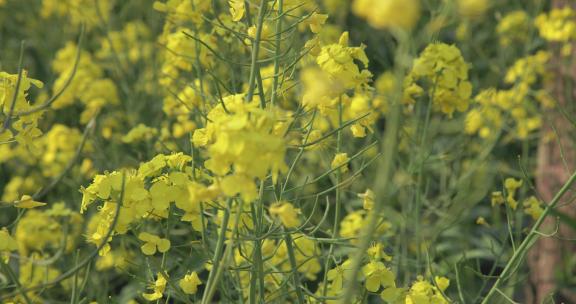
[481,170,576,303]
[339,35,409,303]
[246,0,268,102]
[201,199,232,304]
[284,232,306,304]
[1,41,25,133]
[270,0,284,106]
[322,96,343,297]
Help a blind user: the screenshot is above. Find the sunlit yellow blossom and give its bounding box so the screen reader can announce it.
[179,271,202,294]
[138,232,171,255]
[0,70,44,148]
[405,276,449,304]
[457,0,489,19]
[316,32,371,92]
[326,259,353,292]
[476,217,489,226]
[331,153,350,173]
[362,261,395,292]
[13,195,46,209]
[535,7,576,43]
[523,196,544,220]
[269,201,301,228]
[306,13,329,33]
[504,178,522,210]
[41,0,113,27]
[497,10,530,46]
[0,228,17,262]
[340,210,364,239]
[490,191,504,207]
[358,189,374,210]
[16,207,83,256]
[192,94,289,201]
[142,273,168,301]
[229,0,245,21]
[352,0,420,30]
[122,124,158,143]
[410,43,472,117]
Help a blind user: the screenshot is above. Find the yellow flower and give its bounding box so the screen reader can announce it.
[316,32,371,92]
[523,196,544,220]
[435,276,450,292]
[306,13,329,33]
[138,232,171,255]
[0,228,17,252]
[367,243,391,261]
[410,43,472,117]
[476,217,489,226]
[457,0,489,19]
[0,228,17,262]
[352,0,420,30]
[179,271,202,294]
[229,0,245,22]
[247,23,272,41]
[142,273,168,301]
[504,178,523,210]
[13,195,46,209]
[269,202,301,228]
[405,276,449,304]
[497,10,530,46]
[535,7,576,43]
[326,260,353,292]
[331,153,350,173]
[122,124,158,143]
[340,210,365,239]
[362,261,395,292]
[358,189,375,210]
[381,286,406,302]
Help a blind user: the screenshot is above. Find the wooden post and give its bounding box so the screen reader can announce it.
[526,1,576,302]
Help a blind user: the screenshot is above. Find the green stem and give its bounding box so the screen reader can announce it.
[201,199,232,304]
[481,170,576,303]
[246,0,268,103]
[322,97,343,298]
[413,82,435,273]
[339,35,409,302]
[284,232,306,304]
[270,0,283,106]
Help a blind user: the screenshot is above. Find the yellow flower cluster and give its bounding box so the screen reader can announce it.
[491,178,544,220]
[81,152,217,255]
[0,70,44,148]
[269,201,301,228]
[536,7,576,43]
[0,203,83,300]
[457,0,489,19]
[41,0,113,27]
[302,32,371,109]
[193,94,289,202]
[466,51,550,139]
[497,10,530,46]
[352,0,421,30]
[409,43,472,117]
[340,210,391,241]
[0,0,566,302]
[0,228,17,262]
[122,124,158,143]
[51,42,119,123]
[96,21,153,64]
[40,124,88,177]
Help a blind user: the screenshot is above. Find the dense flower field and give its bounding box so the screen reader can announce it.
[1,0,576,303]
